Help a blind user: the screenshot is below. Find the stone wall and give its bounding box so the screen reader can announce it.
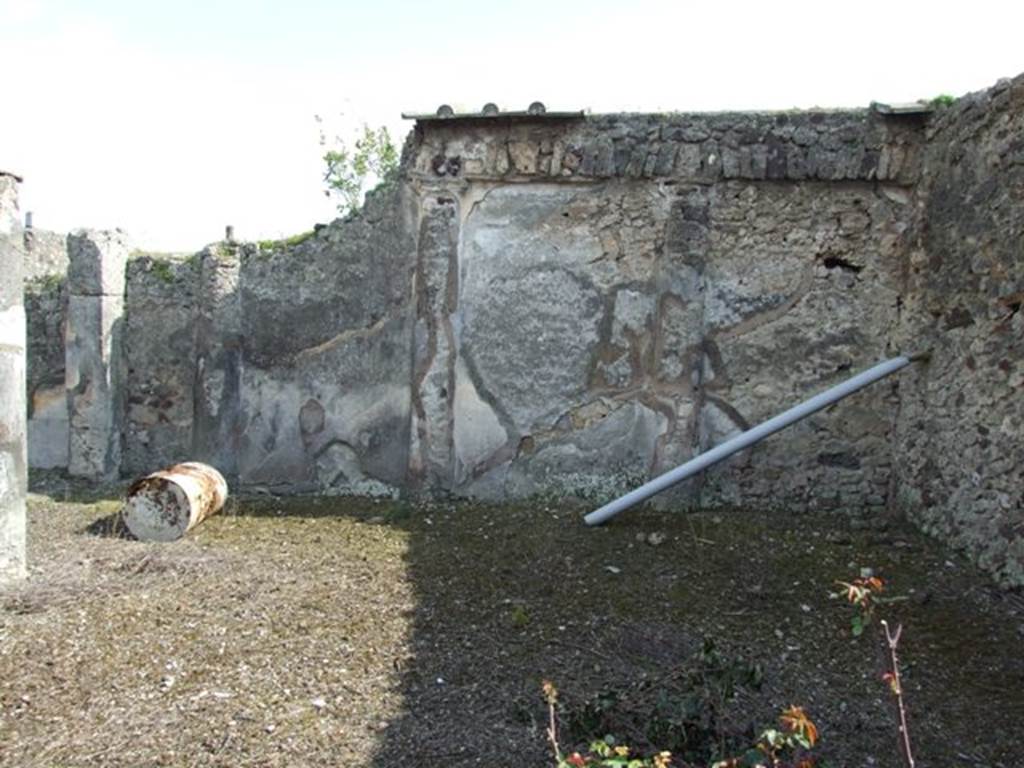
[17,76,1024,586]
[236,187,417,494]
[894,74,1024,587]
[122,253,200,475]
[22,229,70,469]
[0,171,27,583]
[407,109,920,508]
[21,108,925,511]
[24,275,68,469]
[117,185,418,495]
[65,230,129,480]
[23,228,68,281]
[409,109,922,184]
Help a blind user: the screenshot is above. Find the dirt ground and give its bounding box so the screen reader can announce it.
[1,473,1023,768]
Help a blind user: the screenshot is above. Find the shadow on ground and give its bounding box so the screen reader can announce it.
[366,498,1024,768]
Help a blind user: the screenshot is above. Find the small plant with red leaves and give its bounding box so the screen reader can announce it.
[543,681,825,768]
[543,680,676,767]
[835,572,915,768]
[833,574,884,636]
[711,706,824,768]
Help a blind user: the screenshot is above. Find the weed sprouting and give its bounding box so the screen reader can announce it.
[542,570,920,767]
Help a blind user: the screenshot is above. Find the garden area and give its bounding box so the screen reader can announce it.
[1,473,1023,767]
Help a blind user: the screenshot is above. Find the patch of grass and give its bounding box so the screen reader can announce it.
[510,603,531,628]
[215,242,239,259]
[930,94,956,108]
[256,230,316,252]
[149,258,176,283]
[24,272,65,293]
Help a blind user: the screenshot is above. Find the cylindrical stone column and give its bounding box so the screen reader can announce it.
[123,462,228,541]
[0,171,27,582]
[66,229,130,480]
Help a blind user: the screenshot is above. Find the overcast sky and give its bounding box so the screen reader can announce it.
[2,0,1022,252]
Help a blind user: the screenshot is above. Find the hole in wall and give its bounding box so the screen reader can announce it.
[821,255,864,273]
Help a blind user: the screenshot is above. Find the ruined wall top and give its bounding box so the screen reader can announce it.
[924,73,1023,142]
[0,168,27,583]
[23,229,68,282]
[0,174,23,308]
[407,107,925,186]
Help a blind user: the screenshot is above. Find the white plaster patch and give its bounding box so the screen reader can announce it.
[202,369,226,415]
[612,289,655,339]
[453,358,508,484]
[0,305,26,350]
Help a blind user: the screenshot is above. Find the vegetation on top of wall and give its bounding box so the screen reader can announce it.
[929,94,956,108]
[129,249,188,260]
[148,258,178,284]
[24,273,65,293]
[129,250,197,284]
[317,120,399,217]
[256,230,316,252]
[216,242,239,259]
[127,251,202,282]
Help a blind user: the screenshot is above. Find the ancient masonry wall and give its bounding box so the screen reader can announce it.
[23,228,70,469]
[0,172,27,583]
[404,108,920,509]
[25,278,67,469]
[23,227,68,281]
[94,107,919,511]
[119,187,417,493]
[893,74,1024,586]
[65,231,129,479]
[18,74,1023,587]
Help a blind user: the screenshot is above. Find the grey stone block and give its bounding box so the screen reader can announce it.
[23,229,68,281]
[66,293,124,479]
[67,229,130,296]
[0,173,26,582]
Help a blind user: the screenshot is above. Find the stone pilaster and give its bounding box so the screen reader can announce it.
[66,230,130,480]
[408,195,459,491]
[0,172,27,582]
[192,244,242,477]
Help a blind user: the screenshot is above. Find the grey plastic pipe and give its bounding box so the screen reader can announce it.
[584,353,927,526]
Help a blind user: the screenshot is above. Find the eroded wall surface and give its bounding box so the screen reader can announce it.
[23,228,68,281]
[895,74,1024,586]
[27,108,923,510]
[118,187,418,495]
[0,172,27,582]
[65,230,129,480]
[408,110,920,509]
[122,254,199,475]
[24,277,68,469]
[18,78,1024,585]
[235,187,417,494]
[22,230,70,469]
